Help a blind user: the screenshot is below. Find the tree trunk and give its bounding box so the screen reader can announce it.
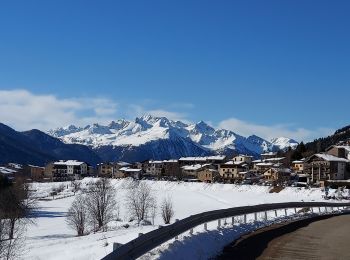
[8,219,15,240]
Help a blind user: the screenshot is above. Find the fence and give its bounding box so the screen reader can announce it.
[102,201,350,260]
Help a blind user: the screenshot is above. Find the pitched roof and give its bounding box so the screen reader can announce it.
[311,153,350,163]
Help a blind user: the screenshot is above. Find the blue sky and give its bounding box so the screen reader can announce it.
[0,0,349,141]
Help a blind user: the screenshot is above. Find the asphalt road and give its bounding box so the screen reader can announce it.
[216,214,350,260]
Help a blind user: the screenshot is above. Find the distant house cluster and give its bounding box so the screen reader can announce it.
[2,142,350,188]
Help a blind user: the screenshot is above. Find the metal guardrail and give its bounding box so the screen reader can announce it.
[102,202,350,260]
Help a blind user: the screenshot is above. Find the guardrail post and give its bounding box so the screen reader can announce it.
[113,243,123,251]
[175,219,179,240]
[325,207,328,213]
[294,208,297,214]
[264,211,268,221]
[311,207,314,213]
[284,209,287,216]
[189,228,193,235]
[244,214,247,224]
[232,216,235,225]
[224,218,227,225]
[318,207,321,213]
[274,210,278,218]
[204,223,207,231]
[218,219,221,228]
[254,212,257,222]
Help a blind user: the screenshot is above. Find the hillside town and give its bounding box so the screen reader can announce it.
[2,140,350,190]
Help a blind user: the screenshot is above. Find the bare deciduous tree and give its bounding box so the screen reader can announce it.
[66,195,88,236]
[161,196,174,224]
[0,178,34,259]
[84,178,117,231]
[126,182,157,224]
[71,180,81,195]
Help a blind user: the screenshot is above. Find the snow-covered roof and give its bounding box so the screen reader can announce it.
[292,160,304,164]
[119,167,141,172]
[163,160,178,163]
[149,159,178,164]
[234,155,254,158]
[335,146,350,152]
[0,167,17,174]
[326,145,350,153]
[313,154,350,162]
[54,160,85,166]
[7,163,23,169]
[181,164,210,171]
[256,163,274,167]
[149,160,163,164]
[252,159,262,163]
[179,156,225,162]
[117,161,131,167]
[264,157,285,162]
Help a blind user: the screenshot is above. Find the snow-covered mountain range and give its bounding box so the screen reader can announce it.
[48,115,298,162]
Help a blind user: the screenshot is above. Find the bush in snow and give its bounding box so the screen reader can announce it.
[161,196,175,224]
[66,194,88,236]
[125,182,157,224]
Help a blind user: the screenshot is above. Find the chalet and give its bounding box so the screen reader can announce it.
[51,160,88,181]
[97,161,131,178]
[115,167,142,179]
[237,171,258,181]
[178,156,226,169]
[219,161,246,182]
[253,161,274,172]
[261,152,278,160]
[232,155,253,166]
[197,168,220,183]
[26,165,45,182]
[304,154,350,186]
[181,164,212,179]
[263,168,292,184]
[140,160,180,179]
[291,160,304,174]
[325,145,350,160]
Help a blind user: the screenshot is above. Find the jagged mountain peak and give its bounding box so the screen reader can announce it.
[270,137,298,150]
[47,116,295,161]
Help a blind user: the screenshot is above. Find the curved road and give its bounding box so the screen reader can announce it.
[217,214,350,260]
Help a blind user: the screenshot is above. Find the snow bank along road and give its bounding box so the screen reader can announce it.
[217,213,350,260]
[105,202,350,260]
[26,179,349,260]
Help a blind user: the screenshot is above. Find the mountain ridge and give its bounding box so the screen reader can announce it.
[48,115,298,162]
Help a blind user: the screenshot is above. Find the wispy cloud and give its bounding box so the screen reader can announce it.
[0,89,192,131]
[0,89,334,141]
[0,89,118,130]
[218,117,334,142]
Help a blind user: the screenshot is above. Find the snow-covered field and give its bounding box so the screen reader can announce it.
[25,179,344,260]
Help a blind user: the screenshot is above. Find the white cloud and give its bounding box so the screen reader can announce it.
[0,89,119,131]
[0,89,334,142]
[0,89,192,131]
[218,117,334,142]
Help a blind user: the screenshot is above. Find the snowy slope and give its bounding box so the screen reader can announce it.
[48,115,296,161]
[271,137,299,150]
[26,179,343,260]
